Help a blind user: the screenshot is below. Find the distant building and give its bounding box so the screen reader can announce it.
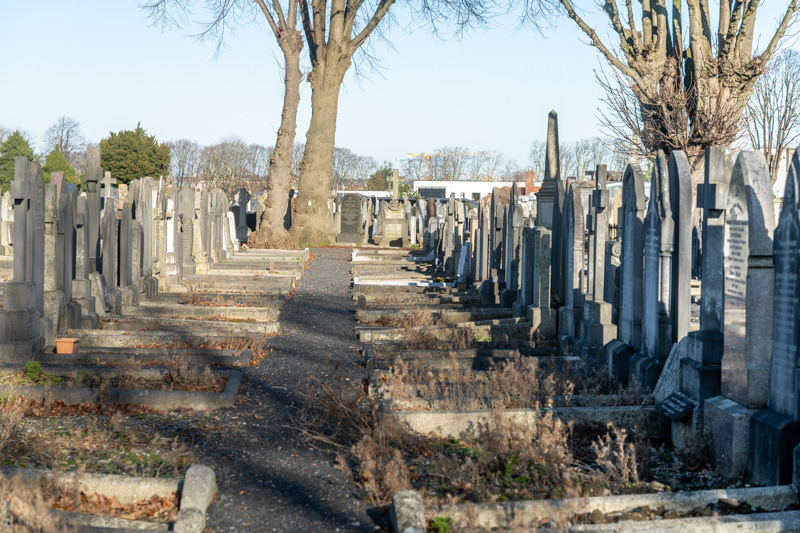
[414,180,528,201]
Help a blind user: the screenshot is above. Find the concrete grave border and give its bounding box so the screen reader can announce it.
[2,464,217,532]
[0,365,242,411]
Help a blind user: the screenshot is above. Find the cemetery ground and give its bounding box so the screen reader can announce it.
[2,246,799,532]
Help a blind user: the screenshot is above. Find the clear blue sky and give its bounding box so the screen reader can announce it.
[1,2,797,169]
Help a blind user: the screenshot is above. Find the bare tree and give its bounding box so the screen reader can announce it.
[585,136,610,171]
[168,139,200,188]
[141,0,304,245]
[43,116,86,166]
[743,49,800,184]
[528,140,546,181]
[428,146,471,180]
[502,158,521,180]
[355,155,378,186]
[291,0,494,243]
[484,151,505,180]
[331,146,360,190]
[558,0,800,187]
[242,143,272,191]
[199,137,251,194]
[559,142,578,179]
[0,126,10,145]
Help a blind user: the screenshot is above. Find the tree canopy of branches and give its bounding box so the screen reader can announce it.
[558,0,800,182]
[407,149,514,181]
[290,0,492,243]
[0,131,36,192]
[331,147,377,190]
[43,116,86,167]
[141,0,304,245]
[743,49,800,184]
[168,139,201,189]
[198,137,270,194]
[100,124,171,184]
[529,137,609,179]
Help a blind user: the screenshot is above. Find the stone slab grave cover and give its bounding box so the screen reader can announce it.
[337,193,362,244]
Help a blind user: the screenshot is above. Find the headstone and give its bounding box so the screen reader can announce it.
[529,227,556,338]
[85,147,102,273]
[177,187,196,276]
[673,148,733,449]
[0,158,46,358]
[607,163,646,382]
[720,151,775,408]
[575,165,617,363]
[703,150,775,480]
[558,182,585,340]
[748,146,800,485]
[630,151,674,388]
[338,194,362,244]
[232,188,251,243]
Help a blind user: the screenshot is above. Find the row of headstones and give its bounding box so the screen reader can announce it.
[0,148,237,361]
[461,109,800,487]
[594,143,800,487]
[334,193,465,254]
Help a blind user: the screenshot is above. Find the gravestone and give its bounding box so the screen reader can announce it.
[558,182,585,341]
[85,147,102,273]
[500,184,523,307]
[673,148,732,448]
[529,226,556,338]
[57,189,80,328]
[575,165,616,364]
[42,183,64,345]
[71,194,99,328]
[669,152,694,342]
[606,163,646,383]
[232,188,251,243]
[338,194,362,244]
[536,112,567,308]
[703,151,775,480]
[117,202,139,305]
[513,226,535,318]
[748,146,800,486]
[630,152,674,388]
[177,187,196,277]
[719,151,775,408]
[0,158,47,359]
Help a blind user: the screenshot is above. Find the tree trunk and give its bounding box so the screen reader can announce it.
[259,33,303,248]
[291,48,350,245]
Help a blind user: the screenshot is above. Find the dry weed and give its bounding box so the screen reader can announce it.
[384,355,575,411]
[0,474,71,532]
[591,423,639,485]
[292,366,425,505]
[352,435,411,505]
[0,391,25,454]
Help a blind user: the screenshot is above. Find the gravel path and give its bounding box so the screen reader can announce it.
[202,248,382,532]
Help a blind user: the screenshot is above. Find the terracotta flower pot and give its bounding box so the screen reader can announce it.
[55,338,80,355]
